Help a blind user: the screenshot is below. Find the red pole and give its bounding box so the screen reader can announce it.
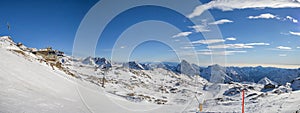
[242,89,245,113]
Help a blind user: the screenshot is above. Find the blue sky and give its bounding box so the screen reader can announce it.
[0,0,98,54]
[1,0,300,68]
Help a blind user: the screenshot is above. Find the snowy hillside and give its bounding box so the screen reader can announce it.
[0,40,89,112]
[129,61,300,87]
[223,66,300,85]
[1,36,300,113]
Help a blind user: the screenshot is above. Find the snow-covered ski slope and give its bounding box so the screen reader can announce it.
[0,42,163,113]
[0,37,195,113]
[1,36,300,113]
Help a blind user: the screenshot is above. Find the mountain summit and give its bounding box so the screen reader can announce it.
[82,57,112,69]
[123,61,145,70]
[176,60,199,76]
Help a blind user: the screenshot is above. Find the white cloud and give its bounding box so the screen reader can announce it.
[192,39,225,45]
[277,46,292,50]
[248,13,279,19]
[208,42,270,49]
[280,32,289,35]
[188,0,300,18]
[227,44,253,48]
[226,37,236,41]
[188,25,210,32]
[245,43,270,46]
[279,54,287,57]
[289,31,300,36]
[248,14,299,23]
[120,46,126,49]
[209,19,233,25]
[172,32,192,38]
[197,49,212,52]
[208,44,252,49]
[225,51,247,55]
[286,16,298,23]
[197,50,247,55]
[297,46,300,48]
[181,46,195,49]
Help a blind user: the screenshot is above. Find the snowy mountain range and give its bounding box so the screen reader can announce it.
[82,56,112,69]
[1,35,300,113]
[119,59,300,87]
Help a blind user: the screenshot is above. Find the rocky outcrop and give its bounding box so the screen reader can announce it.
[123,61,145,70]
[176,60,199,76]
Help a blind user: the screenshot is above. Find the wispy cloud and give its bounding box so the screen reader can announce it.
[188,0,300,18]
[248,14,299,24]
[280,32,290,36]
[279,54,287,57]
[226,37,236,41]
[180,46,195,49]
[188,25,210,32]
[197,50,247,55]
[277,46,292,50]
[225,51,247,55]
[208,44,253,49]
[297,46,300,49]
[286,16,298,23]
[248,13,279,19]
[209,19,233,25]
[289,31,300,36]
[174,39,180,42]
[207,42,270,49]
[245,43,270,46]
[192,39,225,45]
[197,49,212,52]
[172,32,192,38]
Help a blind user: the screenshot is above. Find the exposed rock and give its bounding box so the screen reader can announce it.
[291,77,300,91]
[176,60,199,76]
[258,77,278,86]
[123,61,145,70]
[82,57,112,69]
[223,87,241,96]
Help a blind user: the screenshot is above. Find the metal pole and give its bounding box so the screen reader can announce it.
[195,95,203,112]
[242,89,245,113]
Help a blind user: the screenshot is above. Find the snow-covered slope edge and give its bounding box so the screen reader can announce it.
[1,35,300,113]
[0,36,167,113]
[0,47,89,113]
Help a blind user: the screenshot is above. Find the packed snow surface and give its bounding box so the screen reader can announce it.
[1,36,300,113]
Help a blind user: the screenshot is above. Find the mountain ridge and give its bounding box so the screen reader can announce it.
[1,35,300,112]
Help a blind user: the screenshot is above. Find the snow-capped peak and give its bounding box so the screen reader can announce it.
[0,36,14,46]
[258,77,278,85]
[82,56,96,65]
[0,36,13,41]
[82,57,112,69]
[123,61,145,70]
[176,60,199,76]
